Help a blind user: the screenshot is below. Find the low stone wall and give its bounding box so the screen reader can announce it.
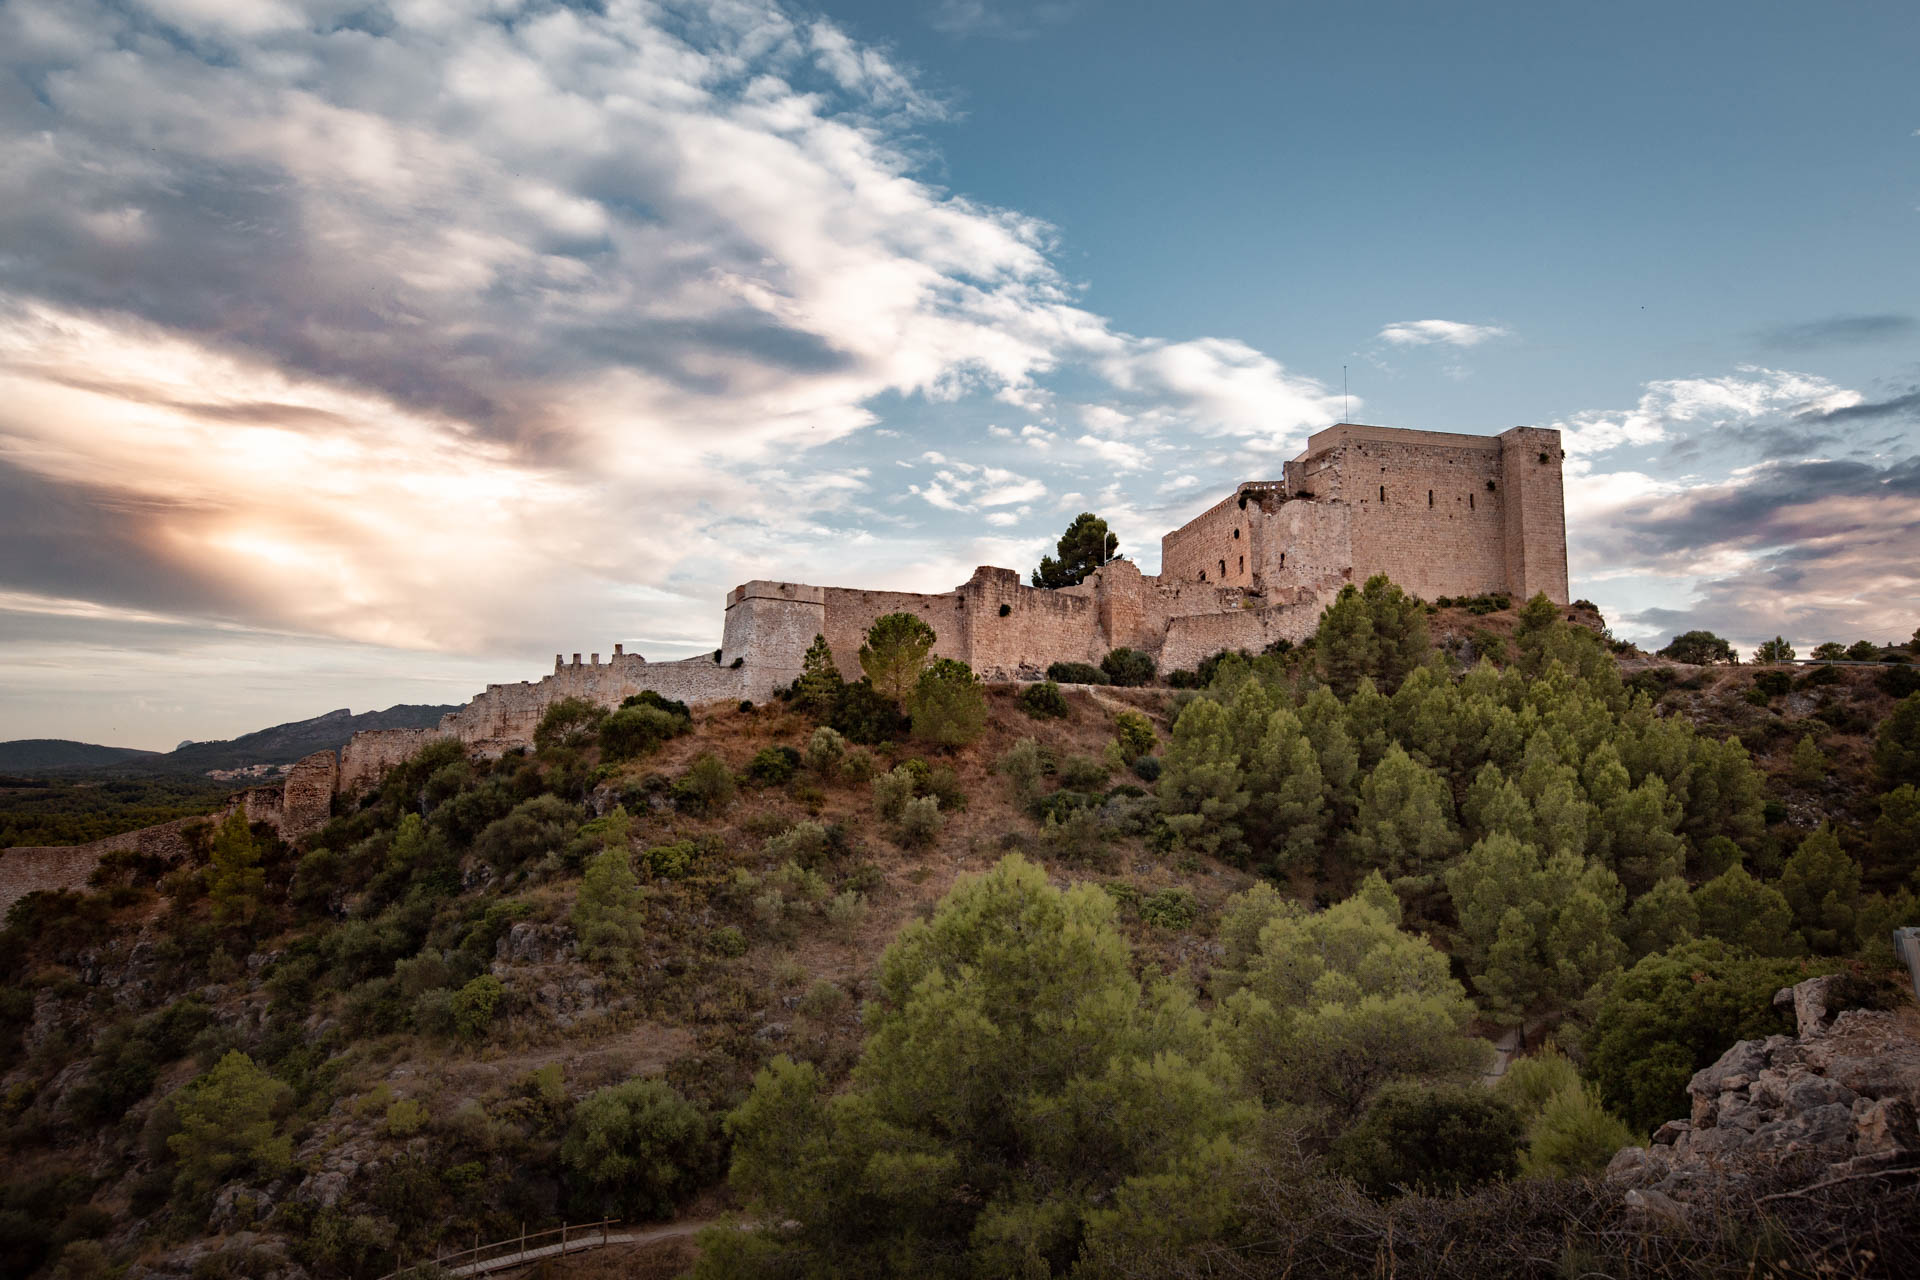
[338,728,444,795]
[0,815,210,916]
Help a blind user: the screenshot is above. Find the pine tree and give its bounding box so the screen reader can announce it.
[1790,733,1828,786]
[1623,875,1700,959]
[1692,865,1802,957]
[207,809,265,929]
[1158,697,1252,862]
[1347,743,1459,879]
[795,634,844,714]
[1444,833,1624,1021]
[1242,708,1327,871]
[1778,825,1862,954]
[858,612,937,704]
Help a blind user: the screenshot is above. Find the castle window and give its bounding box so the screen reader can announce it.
[1428,490,1434,507]
[1233,528,1240,539]
[999,603,1011,617]
[1539,451,1550,464]
[1469,493,1475,511]
[1219,559,1227,578]
[1379,485,1386,503]
[1486,479,1497,491]
[1199,570,1207,582]
[1238,554,1245,574]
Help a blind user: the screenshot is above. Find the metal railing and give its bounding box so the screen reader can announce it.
[379,1219,628,1279]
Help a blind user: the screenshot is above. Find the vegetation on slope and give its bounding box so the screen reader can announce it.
[1,588,1916,1278]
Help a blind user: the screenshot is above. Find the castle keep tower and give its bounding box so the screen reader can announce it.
[1160,423,1569,606]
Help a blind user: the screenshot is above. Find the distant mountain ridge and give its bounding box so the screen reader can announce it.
[0,704,460,776]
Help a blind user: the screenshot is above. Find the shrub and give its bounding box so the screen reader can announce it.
[1752,669,1793,698]
[824,891,868,937]
[535,697,609,751]
[1101,647,1157,687]
[872,767,916,821]
[1330,1082,1523,1197]
[1753,636,1796,664]
[384,1098,428,1138]
[1139,887,1198,929]
[894,795,944,848]
[998,738,1046,803]
[909,658,989,747]
[166,1051,292,1197]
[827,679,909,745]
[1112,710,1156,761]
[622,689,691,719]
[599,705,688,761]
[1657,630,1736,665]
[744,745,801,786]
[1846,639,1880,661]
[1019,680,1070,719]
[574,844,648,968]
[709,925,747,958]
[561,1078,711,1220]
[802,726,849,779]
[1046,661,1109,685]
[1131,754,1162,783]
[1057,753,1111,791]
[1522,1081,1639,1177]
[765,820,832,869]
[475,795,583,876]
[672,753,737,815]
[450,975,504,1039]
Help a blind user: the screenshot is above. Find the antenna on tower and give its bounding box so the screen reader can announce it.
[1343,366,1349,423]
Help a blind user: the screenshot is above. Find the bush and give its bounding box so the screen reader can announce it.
[998,738,1046,804]
[561,1078,711,1220]
[1521,1080,1639,1176]
[535,697,609,751]
[599,705,688,761]
[1057,753,1111,791]
[894,795,944,848]
[708,926,747,958]
[166,1051,293,1197]
[672,753,736,816]
[1139,887,1198,929]
[1130,754,1162,783]
[1101,647,1157,687]
[1018,680,1070,719]
[1658,630,1736,664]
[1754,636,1796,664]
[450,975,504,1040]
[1112,710,1156,761]
[802,726,849,779]
[574,844,647,969]
[1752,669,1793,698]
[828,679,909,744]
[1847,639,1881,661]
[1046,661,1109,685]
[1330,1082,1523,1197]
[765,820,832,869]
[744,745,801,786]
[872,766,916,821]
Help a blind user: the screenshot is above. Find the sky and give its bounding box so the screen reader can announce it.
[0,0,1915,750]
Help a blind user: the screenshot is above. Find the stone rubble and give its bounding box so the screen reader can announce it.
[1607,976,1920,1206]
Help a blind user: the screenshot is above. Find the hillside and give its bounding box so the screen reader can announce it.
[0,740,162,773]
[2,589,1916,1279]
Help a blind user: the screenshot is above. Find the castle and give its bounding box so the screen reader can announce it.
[0,423,1567,907]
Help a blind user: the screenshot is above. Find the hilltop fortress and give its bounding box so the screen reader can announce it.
[0,423,1567,906]
[336,422,1567,773]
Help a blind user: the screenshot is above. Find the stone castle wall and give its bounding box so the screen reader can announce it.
[1162,423,1569,607]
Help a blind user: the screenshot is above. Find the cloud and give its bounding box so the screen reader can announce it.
[1799,388,1920,425]
[1095,337,1342,446]
[1758,313,1916,351]
[1549,367,1855,460]
[1377,319,1511,348]
[928,0,1081,39]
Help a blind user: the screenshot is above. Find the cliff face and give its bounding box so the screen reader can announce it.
[1608,975,1920,1213]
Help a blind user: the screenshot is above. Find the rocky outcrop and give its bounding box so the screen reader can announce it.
[1607,977,1920,1204]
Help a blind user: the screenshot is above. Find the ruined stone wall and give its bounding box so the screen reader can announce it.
[436,653,750,755]
[1499,426,1571,604]
[819,585,971,682]
[1159,602,1319,672]
[338,727,444,795]
[721,582,826,689]
[960,567,1107,675]
[1161,493,1255,587]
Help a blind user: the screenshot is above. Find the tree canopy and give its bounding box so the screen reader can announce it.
[1031,512,1118,589]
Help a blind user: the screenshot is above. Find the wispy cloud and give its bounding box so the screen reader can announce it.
[1377,319,1511,348]
[1758,313,1916,351]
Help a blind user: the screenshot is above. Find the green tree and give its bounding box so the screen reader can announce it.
[1241,709,1327,871]
[166,1051,292,1197]
[599,705,687,761]
[573,820,647,969]
[1330,1082,1522,1196]
[207,809,265,930]
[450,974,504,1039]
[1868,784,1920,885]
[1100,647,1156,687]
[534,696,609,751]
[1847,639,1880,661]
[711,855,1248,1277]
[562,1077,711,1220]
[858,612,938,704]
[1218,876,1488,1118]
[1031,512,1118,588]
[795,634,845,715]
[908,658,989,747]
[1586,938,1805,1133]
[1873,693,1920,789]
[1777,825,1862,954]
[1812,641,1848,661]
[674,753,736,816]
[1753,636,1796,664]
[1594,775,1686,895]
[1314,575,1431,696]
[1443,833,1624,1022]
[1693,864,1802,958]
[1622,875,1699,960]
[1518,1079,1639,1177]
[1346,743,1459,878]
[1791,734,1828,786]
[1112,710,1156,761]
[1158,696,1252,862]
[1658,630,1736,664]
